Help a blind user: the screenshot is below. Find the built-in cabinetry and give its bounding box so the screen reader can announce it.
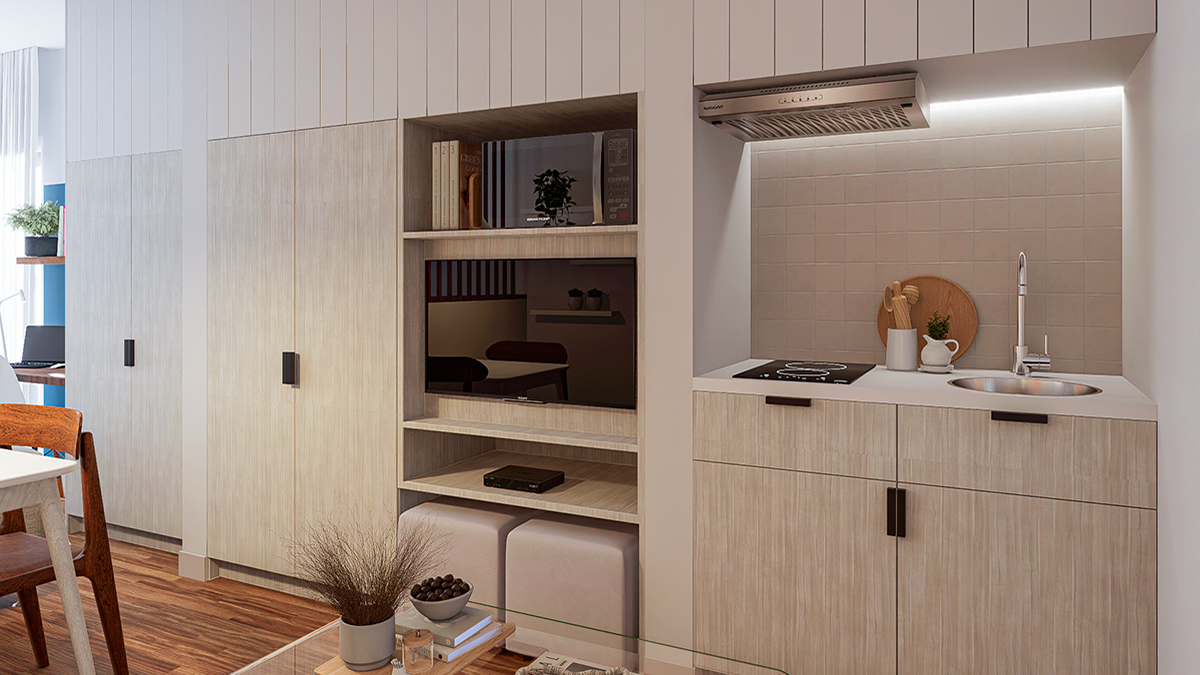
[206,121,398,576]
[694,0,1157,85]
[693,391,1156,675]
[65,152,183,544]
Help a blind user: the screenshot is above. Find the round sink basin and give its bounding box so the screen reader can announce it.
[949,377,1101,396]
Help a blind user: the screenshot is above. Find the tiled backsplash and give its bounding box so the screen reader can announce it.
[749,89,1123,374]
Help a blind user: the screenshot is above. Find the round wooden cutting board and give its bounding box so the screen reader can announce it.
[876,275,978,364]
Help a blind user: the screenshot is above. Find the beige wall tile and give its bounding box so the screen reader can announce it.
[975,134,1010,166]
[937,106,976,138]
[758,151,786,179]
[1084,92,1122,127]
[1085,260,1122,294]
[940,231,975,260]
[975,230,1011,261]
[1085,227,1122,261]
[1009,99,1049,132]
[1085,193,1122,228]
[975,261,1011,293]
[786,234,815,263]
[785,177,815,206]
[1085,160,1122,193]
[787,264,815,292]
[815,205,845,233]
[758,264,787,291]
[785,148,814,177]
[786,293,815,320]
[756,319,785,348]
[845,233,876,262]
[815,235,846,263]
[1085,360,1121,376]
[845,263,877,292]
[845,174,876,203]
[943,199,978,231]
[942,137,975,168]
[813,321,846,351]
[1047,325,1085,360]
[758,178,786,206]
[815,175,846,204]
[876,202,907,231]
[940,169,975,199]
[815,294,846,321]
[876,232,908,262]
[1046,129,1085,162]
[1046,162,1086,195]
[975,167,1010,198]
[876,142,908,171]
[1047,261,1086,294]
[875,263,910,289]
[814,146,845,176]
[876,172,908,201]
[1047,293,1086,326]
[909,140,942,170]
[908,231,941,262]
[1085,326,1122,361]
[845,204,876,232]
[908,170,941,201]
[785,320,814,350]
[1010,132,1048,164]
[1045,96,1087,130]
[758,235,786,263]
[786,206,815,234]
[940,262,975,287]
[844,144,876,174]
[1009,197,1046,229]
[754,207,786,235]
[1084,293,1122,328]
[907,201,940,230]
[757,291,786,319]
[1084,126,1122,161]
[1010,228,1048,260]
[1010,164,1047,196]
[1047,228,1086,261]
[975,106,1011,135]
[1047,195,1085,227]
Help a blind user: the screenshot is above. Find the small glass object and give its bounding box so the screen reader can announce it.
[401,629,434,674]
[391,657,406,675]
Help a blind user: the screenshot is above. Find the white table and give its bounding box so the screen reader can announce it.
[0,450,95,675]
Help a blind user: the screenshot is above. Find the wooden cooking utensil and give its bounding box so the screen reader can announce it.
[890,282,910,329]
[876,275,979,364]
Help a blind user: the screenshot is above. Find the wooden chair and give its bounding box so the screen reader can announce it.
[484,340,569,364]
[426,356,490,392]
[0,404,128,675]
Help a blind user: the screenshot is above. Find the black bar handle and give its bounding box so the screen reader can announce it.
[991,410,1049,425]
[887,487,907,538]
[765,395,812,408]
[124,339,135,367]
[282,352,297,386]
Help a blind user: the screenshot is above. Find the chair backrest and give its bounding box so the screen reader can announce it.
[426,357,489,392]
[0,404,82,458]
[0,363,25,405]
[485,340,569,364]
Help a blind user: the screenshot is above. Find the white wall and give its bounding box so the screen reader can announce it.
[1122,3,1200,671]
[39,48,66,186]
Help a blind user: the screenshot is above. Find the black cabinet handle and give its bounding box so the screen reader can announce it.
[887,487,907,538]
[991,410,1048,425]
[282,352,298,386]
[124,339,135,367]
[765,395,812,408]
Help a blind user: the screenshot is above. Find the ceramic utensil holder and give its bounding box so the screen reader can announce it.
[887,329,918,371]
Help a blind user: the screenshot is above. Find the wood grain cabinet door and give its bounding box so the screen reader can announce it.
[898,485,1156,675]
[694,460,897,675]
[694,391,896,480]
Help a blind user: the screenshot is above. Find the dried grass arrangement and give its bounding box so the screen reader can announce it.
[291,517,446,627]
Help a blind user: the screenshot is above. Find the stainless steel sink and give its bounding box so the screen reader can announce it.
[949,377,1101,396]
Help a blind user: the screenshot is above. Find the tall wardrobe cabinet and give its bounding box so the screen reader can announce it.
[65,151,183,542]
[207,121,398,577]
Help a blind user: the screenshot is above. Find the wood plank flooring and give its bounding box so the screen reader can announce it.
[0,537,533,675]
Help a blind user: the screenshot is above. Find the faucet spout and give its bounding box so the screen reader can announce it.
[1012,251,1051,376]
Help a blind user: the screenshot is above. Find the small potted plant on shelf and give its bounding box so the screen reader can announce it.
[6,201,59,257]
[586,288,604,311]
[532,168,577,227]
[920,311,960,368]
[291,516,445,671]
[568,288,584,310]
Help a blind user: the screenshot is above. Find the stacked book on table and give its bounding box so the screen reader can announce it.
[431,140,484,230]
[395,606,502,662]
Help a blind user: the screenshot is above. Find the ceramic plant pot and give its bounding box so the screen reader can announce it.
[339,617,397,671]
[24,236,58,257]
[921,335,960,367]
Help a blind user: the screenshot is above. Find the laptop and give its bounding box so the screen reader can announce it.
[11,325,65,369]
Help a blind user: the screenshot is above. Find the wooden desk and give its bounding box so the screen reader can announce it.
[0,451,95,675]
[13,367,65,387]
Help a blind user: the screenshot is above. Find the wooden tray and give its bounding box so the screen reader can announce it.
[876,275,978,364]
[315,622,515,675]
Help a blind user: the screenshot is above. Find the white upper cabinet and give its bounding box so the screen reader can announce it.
[1030,0,1091,46]
[689,0,1157,87]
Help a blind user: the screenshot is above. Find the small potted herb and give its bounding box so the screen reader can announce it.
[567,288,584,310]
[6,201,60,257]
[586,288,604,311]
[920,311,960,367]
[532,169,577,227]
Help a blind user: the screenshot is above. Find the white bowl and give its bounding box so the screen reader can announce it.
[410,582,473,621]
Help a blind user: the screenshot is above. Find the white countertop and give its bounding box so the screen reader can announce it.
[694,359,1158,421]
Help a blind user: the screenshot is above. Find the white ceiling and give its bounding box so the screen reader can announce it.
[0,0,65,55]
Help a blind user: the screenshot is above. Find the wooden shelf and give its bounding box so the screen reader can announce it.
[17,256,64,265]
[401,449,638,523]
[404,416,637,453]
[530,309,614,317]
[403,224,638,240]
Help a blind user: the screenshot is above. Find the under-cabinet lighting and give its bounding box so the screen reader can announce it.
[930,86,1124,110]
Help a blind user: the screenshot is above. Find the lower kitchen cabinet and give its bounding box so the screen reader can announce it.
[694,460,897,675]
[899,485,1156,674]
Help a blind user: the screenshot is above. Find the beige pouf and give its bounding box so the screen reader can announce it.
[505,514,639,669]
[399,497,535,619]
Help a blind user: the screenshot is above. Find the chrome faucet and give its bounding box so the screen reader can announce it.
[1013,252,1051,377]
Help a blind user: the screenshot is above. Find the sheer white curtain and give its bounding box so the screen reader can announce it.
[0,47,41,367]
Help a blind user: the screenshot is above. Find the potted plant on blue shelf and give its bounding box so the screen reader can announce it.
[6,201,59,257]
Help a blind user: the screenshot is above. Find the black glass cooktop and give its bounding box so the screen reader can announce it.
[732,360,876,384]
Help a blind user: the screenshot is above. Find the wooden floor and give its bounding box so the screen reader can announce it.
[0,537,532,675]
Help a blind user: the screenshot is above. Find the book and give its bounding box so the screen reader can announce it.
[440,141,450,230]
[451,140,483,230]
[448,141,459,230]
[395,605,494,648]
[433,622,501,662]
[432,142,442,230]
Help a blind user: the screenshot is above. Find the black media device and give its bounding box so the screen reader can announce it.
[483,465,566,494]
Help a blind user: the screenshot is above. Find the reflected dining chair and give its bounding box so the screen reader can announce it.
[0,404,128,675]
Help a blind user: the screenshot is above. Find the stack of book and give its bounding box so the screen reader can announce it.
[395,606,501,663]
[431,140,484,230]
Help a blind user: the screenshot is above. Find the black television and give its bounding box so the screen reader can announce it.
[425,257,637,409]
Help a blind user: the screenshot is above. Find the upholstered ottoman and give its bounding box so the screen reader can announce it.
[505,514,639,669]
[399,497,534,619]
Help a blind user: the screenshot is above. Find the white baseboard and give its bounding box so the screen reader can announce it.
[178,551,218,581]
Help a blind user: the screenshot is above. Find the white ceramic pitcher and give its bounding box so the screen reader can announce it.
[921,335,960,367]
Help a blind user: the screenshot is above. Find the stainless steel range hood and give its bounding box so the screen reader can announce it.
[698,73,929,141]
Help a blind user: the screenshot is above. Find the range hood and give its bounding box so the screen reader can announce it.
[698,73,929,141]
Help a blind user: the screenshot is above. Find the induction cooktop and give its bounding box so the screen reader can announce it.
[732,360,876,384]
